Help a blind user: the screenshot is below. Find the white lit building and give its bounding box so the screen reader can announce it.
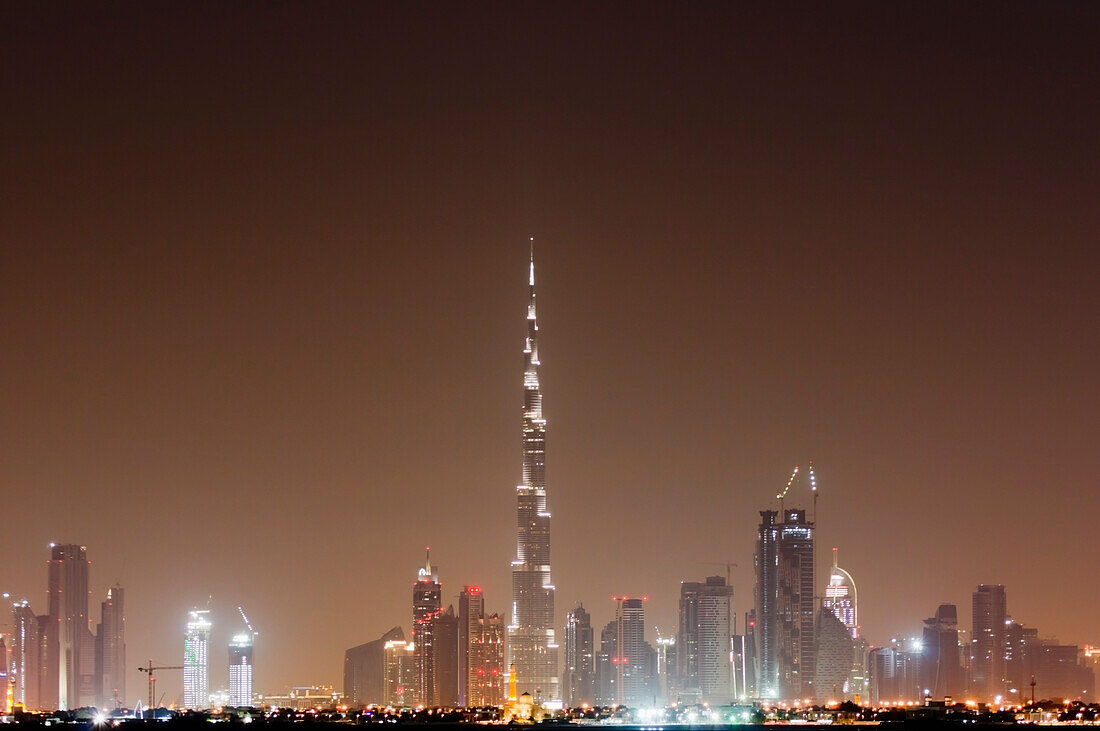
[228,633,254,707]
[184,610,212,709]
[822,548,857,638]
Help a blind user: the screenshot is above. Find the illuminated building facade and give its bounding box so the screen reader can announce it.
[823,549,857,639]
[608,597,655,707]
[344,626,404,706]
[459,586,503,707]
[755,509,815,700]
[507,242,560,702]
[677,576,733,704]
[412,555,441,707]
[11,600,41,710]
[48,543,95,709]
[383,637,415,706]
[563,604,594,707]
[184,609,212,709]
[94,585,125,709]
[228,633,254,707]
[972,584,1007,700]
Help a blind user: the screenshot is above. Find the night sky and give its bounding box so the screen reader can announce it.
[2,2,1098,703]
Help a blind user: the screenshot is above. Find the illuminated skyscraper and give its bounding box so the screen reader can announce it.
[11,600,40,710]
[677,576,734,704]
[563,604,594,707]
[507,241,559,701]
[412,553,441,707]
[608,597,655,707]
[48,544,95,709]
[228,633,253,707]
[822,549,857,639]
[94,585,125,708]
[755,508,815,700]
[184,610,212,709]
[459,586,503,707]
[972,584,1007,701]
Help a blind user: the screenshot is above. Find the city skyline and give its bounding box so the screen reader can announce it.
[3,1,1098,706]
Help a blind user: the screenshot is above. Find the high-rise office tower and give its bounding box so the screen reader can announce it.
[412,553,441,707]
[94,585,125,709]
[507,242,560,702]
[1004,620,1039,703]
[755,509,815,700]
[184,610,212,709]
[47,544,95,709]
[481,614,505,707]
[563,604,595,707]
[458,586,484,706]
[677,576,734,704]
[822,549,857,639]
[11,600,40,710]
[972,584,1007,701]
[383,634,416,706]
[813,607,854,702]
[920,604,964,700]
[434,605,459,706]
[228,633,254,707]
[344,626,404,706]
[38,613,58,711]
[612,597,655,707]
[595,620,617,705]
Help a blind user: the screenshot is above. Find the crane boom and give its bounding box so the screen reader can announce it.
[138,659,183,712]
[238,605,255,634]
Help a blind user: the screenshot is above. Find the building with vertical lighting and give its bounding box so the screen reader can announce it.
[412,553,441,707]
[755,509,815,701]
[48,544,95,709]
[228,633,254,707]
[677,576,734,705]
[507,242,560,702]
[972,584,1007,701]
[11,600,41,710]
[823,549,857,639]
[563,604,595,707]
[94,585,125,709]
[184,610,212,709]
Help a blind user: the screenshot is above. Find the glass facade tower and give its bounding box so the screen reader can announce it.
[507,242,559,701]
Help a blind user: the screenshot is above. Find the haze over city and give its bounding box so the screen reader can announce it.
[2,1,1097,709]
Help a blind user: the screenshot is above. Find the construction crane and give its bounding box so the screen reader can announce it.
[776,461,819,521]
[238,606,258,637]
[696,560,738,586]
[138,659,182,712]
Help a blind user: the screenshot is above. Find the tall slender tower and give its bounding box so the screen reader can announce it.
[48,543,95,709]
[507,240,560,701]
[184,610,212,709]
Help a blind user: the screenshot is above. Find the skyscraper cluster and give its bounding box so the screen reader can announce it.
[179,607,259,709]
[4,544,125,712]
[866,585,1096,705]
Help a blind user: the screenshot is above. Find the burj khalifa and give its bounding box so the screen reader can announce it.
[506,240,560,702]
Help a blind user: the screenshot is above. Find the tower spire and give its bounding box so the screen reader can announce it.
[508,237,558,700]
